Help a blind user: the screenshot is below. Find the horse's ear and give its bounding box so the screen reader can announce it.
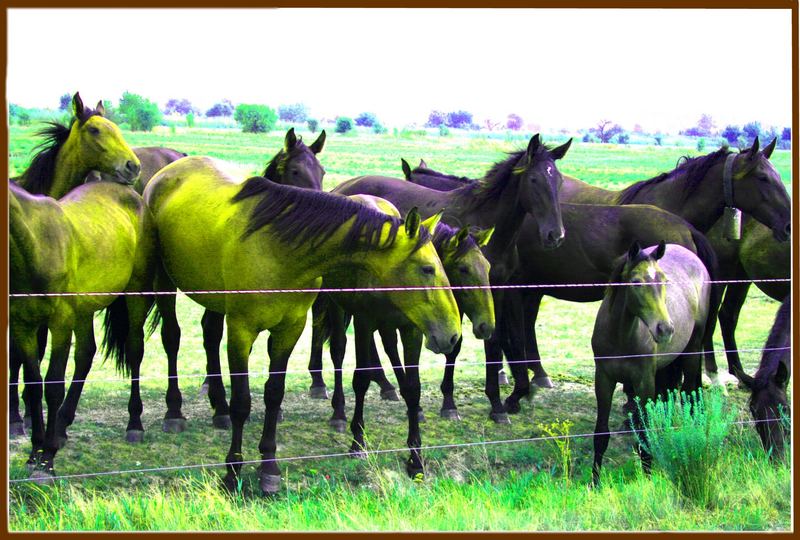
[419,158,428,169]
[454,226,470,248]
[421,210,444,234]
[72,92,85,120]
[653,240,666,260]
[747,136,760,160]
[404,207,421,238]
[284,128,297,152]
[762,137,777,160]
[627,241,641,261]
[527,133,542,161]
[95,100,106,117]
[473,225,495,247]
[550,138,573,161]
[309,130,326,154]
[401,158,412,180]
[774,361,789,388]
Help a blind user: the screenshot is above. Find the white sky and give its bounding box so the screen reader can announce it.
[6,8,793,133]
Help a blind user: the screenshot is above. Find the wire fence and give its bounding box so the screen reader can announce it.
[8,418,775,485]
[7,277,791,298]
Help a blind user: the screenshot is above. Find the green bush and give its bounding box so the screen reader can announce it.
[696,137,706,152]
[335,117,354,134]
[118,92,162,131]
[439,125,450,137]
[186,112,195,128]
[372,123,388,135]
[634,388,736,505]
[234,104,278,133]
[307,118,319,133]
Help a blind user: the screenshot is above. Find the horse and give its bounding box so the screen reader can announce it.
[560,139,790,385]
[590,242,711,486]
[733,295,790,459]
[9,179,156,481]
[143,128,328,433]
[86,146,188,193]
[311,217,495,434]
[9,93,142,438]
[402,159,720,415]
[142,156,461,494]
[334,134,572,423]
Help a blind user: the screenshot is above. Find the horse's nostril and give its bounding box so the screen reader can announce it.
[450,334,458,346]
[126,161,140,174]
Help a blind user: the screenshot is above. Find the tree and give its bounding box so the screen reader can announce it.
[59,93,71,111]
[721,125,742,144]
[234,104,277,133]
[164,98,195,115]
[278,103,308,123]
[779,127,791,149]
[590,119,624,143]
[742,121,762,143]
[355,112,378,127]
[445,110,473,129]
[426,110,446,127]
[118,92,162,131]
[206,99,234,117]
[335,116,354,134]
[506,113,524,131]
[307,118,319,133]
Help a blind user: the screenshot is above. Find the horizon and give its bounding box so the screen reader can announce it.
[7,8,793,134]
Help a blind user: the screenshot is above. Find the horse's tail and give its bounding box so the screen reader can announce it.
[146,303,162,340]
[689,227,723,356]
[101,296,130,376]
[312,294,333,347]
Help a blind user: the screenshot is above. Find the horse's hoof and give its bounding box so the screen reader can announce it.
[162,417,188,434]
[406,463,424,479]
[349,445,367,459]
[489,412,511,424]
[417,410,426,423]
[9,422,25,437]
[29,469,55,485]
[503,399,521,415]
[199,383,209,398]
[212,415,232,430]
[259,472,282,495]
[380,388,400,401]
[24,416,32,430]
[309,385,330,400]
[532,376,554,389]
[221,473,240,494]
[440,408,461,421]
[329,418,347,433]
[125,430,145,444]
[56,436,68,450]
[498,372,510,386]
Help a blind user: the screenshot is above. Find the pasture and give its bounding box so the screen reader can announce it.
[7,124,793,531]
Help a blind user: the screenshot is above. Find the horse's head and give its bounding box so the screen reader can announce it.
[264,128,326,191]
[736,360,790,460]
[730,137,790,242]
[622,241,674,345]
[69,92,140,184]
[367,206,462,354]
[515,134,571,250]
[435,224,495,340]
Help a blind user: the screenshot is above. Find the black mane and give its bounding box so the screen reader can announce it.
[232,177,430,252]
[469,144,555,202]
[432,222,478,260]
[413,166,475,185]
[618,148,732,204]
[752,296,791,390]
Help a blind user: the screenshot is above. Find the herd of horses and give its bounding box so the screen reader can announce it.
[8,93,792,495]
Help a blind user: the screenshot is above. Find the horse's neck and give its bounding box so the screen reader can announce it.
[49,138,91,199]
[607,292,643,350]
[453,178,525,255]
[615,166,725,233]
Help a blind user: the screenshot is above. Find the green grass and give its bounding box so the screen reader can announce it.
[7,124,792,531]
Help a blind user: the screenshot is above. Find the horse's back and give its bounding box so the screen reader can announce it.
[133,146,187,193]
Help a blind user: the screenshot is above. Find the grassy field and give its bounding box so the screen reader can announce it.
[7,124,793,531]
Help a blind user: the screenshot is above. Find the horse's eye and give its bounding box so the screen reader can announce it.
[88,126,100,135]
[459,266,470,275]
[422,266,436,276]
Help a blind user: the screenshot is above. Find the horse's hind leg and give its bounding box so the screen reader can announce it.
[328,303,348,433]
[718,280,750,386]
[592,367,615,487]
[20,325,48,431]
[525,293,553,388]
[371,335,399,401]
[439,337,463,420]
[55,314,96,448]
[378,327,420,420]
[9,340,25,436]
[13,325,45,473]
[38,322,73,479]
[123,296,154,442]
[156,291,186,434]
[201,310,231,429]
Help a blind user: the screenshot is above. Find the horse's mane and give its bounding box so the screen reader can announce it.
[232,177,430,251]
[617,148,733,204]
[752,296,791,390]
[413,166,475,185]
[468,144,557,202]
[432,222,478,260]
[17,104,104,195]
[261,138,315,182]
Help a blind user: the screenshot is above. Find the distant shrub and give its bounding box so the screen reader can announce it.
[234,104,278,133]
[399,128,427,138]
[696,137,706,152]
[617,132,630,145]
[779,127,791,150]
[634,389,735,505]
[439,125,450,137]
[372,123,388,135]
[506,113,524,131]
[59,93,71,111]
[278,103,308,123]
[101,100,125,125]
[186,112,195,128]
[9,104,31,126]
[164,98,195,115]
[743,121,762,144]
[119,92,162,132]
[426,110,446,127]
[720,125,742,144]
[335,117,354,134]
[445,110,473,129]
[653,133,664,146]
[582,133,596,143]
[206,100,234,117]
[355,112,379,127]
[307,118,319,133]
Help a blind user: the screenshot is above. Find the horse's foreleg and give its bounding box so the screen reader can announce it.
[308,296,329,398]
[13,326,45,473]
[371,331,398,401]
[718,280,750,382]
[258,318,305,496]
[500,292,532,415]
[20,326,48,430]
[525,293,553,388]
[55,315,95,448]
[398,326,424,477]
[592,366,614,487]
[201,309,230,429]
[221,317,256,493]
[126,297,151,441]
[377,327,414,415]
[328,303,348,432]
[439,336,462,420]
[349,318,374,456]
[484,291,509,423]
[40,322,73,477]
[631,369,656,477]
[9,338,25,436]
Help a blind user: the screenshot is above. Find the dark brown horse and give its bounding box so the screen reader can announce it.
[733,295,790,459]
[334,134,572,422]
